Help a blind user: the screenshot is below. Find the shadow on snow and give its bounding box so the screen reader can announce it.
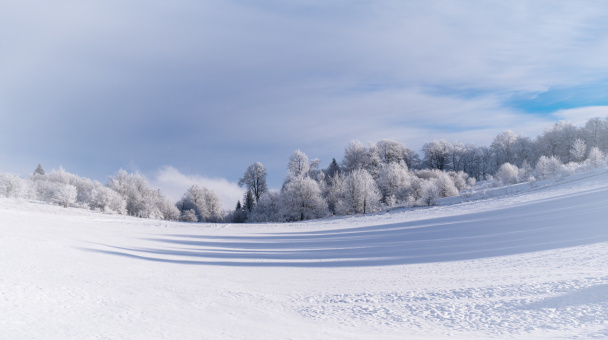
[82,186,608,267]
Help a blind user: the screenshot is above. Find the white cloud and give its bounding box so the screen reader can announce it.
[151,166,243,211]
[3,1,608,185]
[552,106,608,126]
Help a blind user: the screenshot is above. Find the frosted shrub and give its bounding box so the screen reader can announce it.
[52,183,78,208]
[408,176,423,202]
[436,172,459,197]
[325,173,346,214]
[528,176,537,188]
[385,194,397,207]
[71,177,96,207]
[108,169,174,220]
[587,147,605,167]
[280,176,328,221]
[31,167,100,208]
[377,162,411,204]
[518,161,533,180]
[176,185,223,222]
[570,138,587,163]
[179,209,198,222]
[158,199,180,221]
[418,179,441,206]
[90,185,127,214]
[414,169,436,180]
[33,179,58,202]
[339,168,381,215]
[414,169,462,197]
[495,163,519,185]
[0,173,25,198]
[536,156,563,179]
[249,191,282,222]
[448,171,469,191]
[466,177,476,188]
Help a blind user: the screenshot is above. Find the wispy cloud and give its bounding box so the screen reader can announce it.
[552,106,608,126]
[2,1,608,186]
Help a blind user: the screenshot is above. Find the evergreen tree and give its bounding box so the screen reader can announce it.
[244,190,255,212]
[33,164,45,176]
[325,158,341,183]
[231,200,247,223]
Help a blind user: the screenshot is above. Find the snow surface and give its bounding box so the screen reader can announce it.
[1,171,608,339]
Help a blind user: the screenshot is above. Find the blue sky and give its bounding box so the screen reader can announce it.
[2,0,608,208]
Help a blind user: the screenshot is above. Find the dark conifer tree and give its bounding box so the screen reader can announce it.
[244,190,255,212]
[325,158,341,184]
[33,164,45,176]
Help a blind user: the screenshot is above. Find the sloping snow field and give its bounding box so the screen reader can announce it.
[1,171,607,339]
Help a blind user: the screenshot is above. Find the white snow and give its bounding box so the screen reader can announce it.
[1,170,607,339]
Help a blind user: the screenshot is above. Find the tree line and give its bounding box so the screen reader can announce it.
[0,117,606,223]
[231,117,608,222]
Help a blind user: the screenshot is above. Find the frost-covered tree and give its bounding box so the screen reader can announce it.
[308,158,322,180]
[491,130,518,166]
[177,184,206,221]
[52,183,77,208]
[376,139,405,164]
[435,172,459,198]
[340,169,381,215]
[478,146,496,180]
[377,161,410,204]
[341,140,366,173]
[249,191,282,222]
[373,139,420,169]
[448,142,465,172]
[0,174,26,198]
[31,167,103,209]
[582,117,608,151]
[537,121,579,163]
[158,198,181,221]
[422,140,451,170]
[363,143,383,180]
[287,150,310,178]
[570,138,587,163]
[176,184,222,222]
[180,209,198,222]
[418,179,441,206]
[238,162,268,203]
[280,176,327,221]
[448,171,469,191]
[202,188,223,222]
[107,169,174,220]
[325,172,346,214]
[536,156,563,179]
[90,185,127,214]
[587,147,605,167]
[414,169,460,198]
[495,163,520,185]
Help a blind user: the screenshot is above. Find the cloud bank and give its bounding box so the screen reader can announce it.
[151,166,243,211]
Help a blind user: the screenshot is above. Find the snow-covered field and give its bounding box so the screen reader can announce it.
[1,171,607,339]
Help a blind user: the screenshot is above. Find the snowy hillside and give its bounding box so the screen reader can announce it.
[1,171,607,339]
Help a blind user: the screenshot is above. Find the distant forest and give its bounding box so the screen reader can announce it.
[1,117,607,223]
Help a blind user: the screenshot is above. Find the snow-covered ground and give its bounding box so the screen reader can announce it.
[1,170,607,339]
